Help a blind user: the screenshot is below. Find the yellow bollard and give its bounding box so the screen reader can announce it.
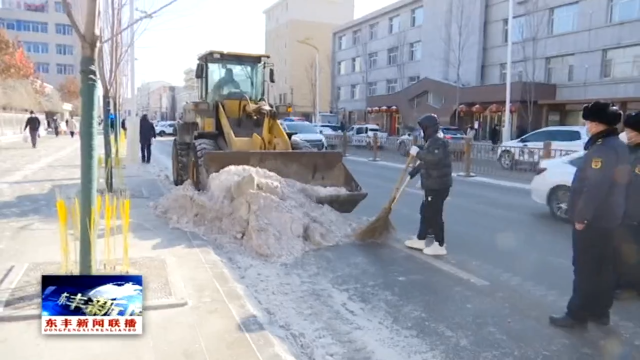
[72,198,80,269]
[104,194,112,270]
[55,195,69,273]
[120,194,130,273]
[111,194,118,271]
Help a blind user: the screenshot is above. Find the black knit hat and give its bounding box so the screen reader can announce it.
[624,111,640,133]
[581,101,622,127]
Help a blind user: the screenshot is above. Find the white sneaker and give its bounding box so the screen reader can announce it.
[423,243,447,256]
[404,238,426,250]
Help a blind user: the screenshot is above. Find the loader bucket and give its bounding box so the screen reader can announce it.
[202,150,367,213]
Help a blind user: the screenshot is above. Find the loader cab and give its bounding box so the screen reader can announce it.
[195,51,274,105]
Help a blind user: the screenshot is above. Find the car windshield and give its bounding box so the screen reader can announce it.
[207,60,263,101]
[321,125,340,131]
[442,128,464,136]
[285,122,318,134]
[368,127,379,132]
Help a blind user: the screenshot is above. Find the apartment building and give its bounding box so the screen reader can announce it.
[332,0,640,138]
[264,0,354,119]
[0,0,85,88]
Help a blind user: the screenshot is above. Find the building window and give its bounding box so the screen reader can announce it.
[23,42,49,54]
[388,15,400,34]
[369,23,378,40]
[367,82,378,96]
[505,15,529,43]
[351,57,362,72]
[55,1,65,13]
[35,62,49,74]
[387,47,399,65]
[352,29,361,46]
[350,84,360,99]
[368,52,378,68]
[24,1,47,12]
[338,60,347,75]
[408,76,420,85]
[55,24,73,36]
[546,55,575,83]
[602,45,640,79]
[499,63,507,83]
[12,20,48,33]
[428,92,444,107]
[609,0,640,23]
[411,7,423,27]
[56,44,74,56]
[337,35,346,50]
[386,79,398,93]
[550,3,578,35]
[409,41,421,61]
[338,86,348,100]
[56,64,75,75]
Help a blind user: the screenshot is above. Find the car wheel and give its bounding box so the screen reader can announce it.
[498,150,514,170]
[548,185,571,222]
[398,142,408,157]
[158,131,165,137]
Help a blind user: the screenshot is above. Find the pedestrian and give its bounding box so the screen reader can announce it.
[549,101,628,328]
[490,124,500,150]
[52,116,59,137]
[68,117,79,138]
[466,125,476,141]
[121,117,127,138]
[23,111,41,149]
[613,111,640,300]
[404,114,453,256]
[139,114,156,164]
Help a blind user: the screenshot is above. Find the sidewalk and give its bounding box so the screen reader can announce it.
[0,138,292,359]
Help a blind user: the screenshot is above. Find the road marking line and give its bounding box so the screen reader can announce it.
[0,263,28,312]
[0,141,80,185]
[388,241,490,286]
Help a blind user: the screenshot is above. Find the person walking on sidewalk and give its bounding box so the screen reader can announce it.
[139,114,156,164]
[404,114,453,256]
[24,111,41,149]
[549,101,628,329]
[68,117,79,138]
[52,116,60,137]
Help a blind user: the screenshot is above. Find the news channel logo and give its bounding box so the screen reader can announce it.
[41,275,143,335]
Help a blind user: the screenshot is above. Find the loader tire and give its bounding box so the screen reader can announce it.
[291,138,314,150]
[190,138,219,191]
[172,139,190,186]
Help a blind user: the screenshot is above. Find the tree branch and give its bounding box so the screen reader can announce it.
[61,0,87,44]
[101,0,179,44]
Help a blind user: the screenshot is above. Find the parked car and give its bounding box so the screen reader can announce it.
[279,120,327,150]
[155,121,176,137]
[497,126,588,170]
[346,124,388,148]
[530,132,626,222]
[396,126,464,157]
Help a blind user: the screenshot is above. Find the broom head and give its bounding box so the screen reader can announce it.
[354,205,395,242]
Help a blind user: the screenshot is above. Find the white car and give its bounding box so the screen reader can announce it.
[530,132,627,221]
[280,121,327,150]
[155,121,176,137]
[314,123,342,135]
[498,126,588,170]
[346,124,388,148]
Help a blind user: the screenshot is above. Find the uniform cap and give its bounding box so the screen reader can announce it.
[582,101,622,126]
[417,114,439,129]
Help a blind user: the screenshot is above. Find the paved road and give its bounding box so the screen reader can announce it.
[151,138,640,359]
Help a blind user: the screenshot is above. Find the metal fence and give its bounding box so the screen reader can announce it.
[323,133,579,184]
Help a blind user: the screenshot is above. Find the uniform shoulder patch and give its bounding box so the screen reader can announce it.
[596,139,603,144]
[591,157,602,169]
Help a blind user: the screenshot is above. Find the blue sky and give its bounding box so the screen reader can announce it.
[134,0,396,86]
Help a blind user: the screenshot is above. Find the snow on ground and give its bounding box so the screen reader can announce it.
[151,165,445,360]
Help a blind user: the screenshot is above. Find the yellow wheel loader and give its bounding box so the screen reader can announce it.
[171,50,367,213]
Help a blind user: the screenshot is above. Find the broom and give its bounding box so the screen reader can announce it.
[355,154,417,242]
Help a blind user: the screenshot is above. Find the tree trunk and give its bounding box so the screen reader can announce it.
[102,94,113,192]
[79,54,99,275]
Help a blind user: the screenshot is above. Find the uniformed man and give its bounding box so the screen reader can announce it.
[550,101,629,328]
[614,111,640,299]
[404,114,452,256]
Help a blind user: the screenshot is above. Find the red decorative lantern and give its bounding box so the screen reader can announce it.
[372,107,380,113]
[390,106,398,113]
[380,106,388,113]
[488,104,502,113]
[457,105,469,113]
[472,105,484,114]
[366,107,372,113]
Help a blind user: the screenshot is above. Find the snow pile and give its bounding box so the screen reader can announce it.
[153,165,359,260]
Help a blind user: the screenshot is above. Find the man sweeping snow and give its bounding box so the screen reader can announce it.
[404,114,452,256]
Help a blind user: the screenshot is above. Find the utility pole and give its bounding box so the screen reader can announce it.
[126,0,137,165]
[503,0,514,143]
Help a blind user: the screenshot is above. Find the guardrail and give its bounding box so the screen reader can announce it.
[0,112,40,137]
[322,133,579,183]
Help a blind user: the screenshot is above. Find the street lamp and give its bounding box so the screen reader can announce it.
[503,0,514,142]
[297,38,320,124]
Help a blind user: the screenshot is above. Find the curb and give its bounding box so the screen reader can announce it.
[0,298,189,323]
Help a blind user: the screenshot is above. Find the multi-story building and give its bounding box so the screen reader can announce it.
[332,0,640,138]
[0,0,85,88]
[264,0,354,119]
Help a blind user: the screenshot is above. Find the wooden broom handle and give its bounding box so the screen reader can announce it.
[385,154,415,207]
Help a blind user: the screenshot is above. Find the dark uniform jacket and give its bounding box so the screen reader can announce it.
[568,129,629,227]
[414,136,453,190]
[624,144,640,225]
[139,119,156,144]
[24,116,40,132]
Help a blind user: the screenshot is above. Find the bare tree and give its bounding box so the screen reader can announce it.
[517,0,545,131]
[442,0,472,126]
[395,31,407,90]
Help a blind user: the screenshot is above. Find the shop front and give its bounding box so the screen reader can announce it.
[365,106,401,136]
[539,98,640,127]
